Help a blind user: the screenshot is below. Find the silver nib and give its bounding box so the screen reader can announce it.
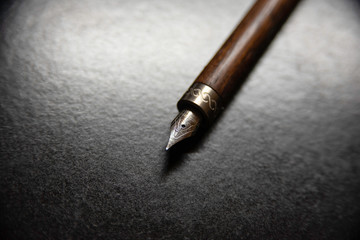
[166,109,202,150]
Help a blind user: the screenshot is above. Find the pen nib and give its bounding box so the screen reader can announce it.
[166,109,202,150]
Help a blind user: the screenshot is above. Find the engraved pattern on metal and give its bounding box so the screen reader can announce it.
[172,111,198,140]
[166,110,201,150]
[188,88,217,111]
[177,83,221,125]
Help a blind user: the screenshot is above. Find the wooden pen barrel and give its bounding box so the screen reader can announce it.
[194,0,300,102]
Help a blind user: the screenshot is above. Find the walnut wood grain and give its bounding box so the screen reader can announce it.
[194,0,300,102]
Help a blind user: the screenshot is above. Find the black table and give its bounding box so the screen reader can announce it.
[1,0,360,239]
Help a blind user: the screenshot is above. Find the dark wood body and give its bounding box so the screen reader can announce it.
[194,0,300,102]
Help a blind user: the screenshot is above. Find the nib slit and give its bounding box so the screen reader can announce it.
[165,109,201,150]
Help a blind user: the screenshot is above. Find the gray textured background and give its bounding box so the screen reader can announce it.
[1,0,360,239]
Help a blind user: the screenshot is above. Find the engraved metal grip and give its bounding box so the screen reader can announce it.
[177,82,222,125]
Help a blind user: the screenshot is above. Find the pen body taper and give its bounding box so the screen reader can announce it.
[194,0,300,102]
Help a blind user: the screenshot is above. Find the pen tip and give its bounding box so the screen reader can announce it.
[165,134,178,151]
[165,109,201,151]
[165,144,170,151]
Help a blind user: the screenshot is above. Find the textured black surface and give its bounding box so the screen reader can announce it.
[1,0,360,239]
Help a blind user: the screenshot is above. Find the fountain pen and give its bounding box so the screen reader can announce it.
[166,0,300,150]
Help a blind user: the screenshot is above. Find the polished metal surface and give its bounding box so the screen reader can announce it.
[166,109,202,150]
[177,82,222,125]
